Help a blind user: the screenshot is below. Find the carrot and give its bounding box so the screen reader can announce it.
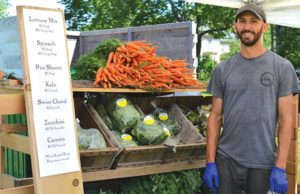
[94,68,103,86]
[93,40,206,90]
[116,47,122,52]
[106,52,114,66]
[126,42,142,51]
[120,44,127,52]
[131,58,138,67]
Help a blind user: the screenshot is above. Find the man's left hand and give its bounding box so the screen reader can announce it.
[269,166,288,194]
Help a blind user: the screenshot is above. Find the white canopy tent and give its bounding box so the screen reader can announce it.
[185,0,300,28]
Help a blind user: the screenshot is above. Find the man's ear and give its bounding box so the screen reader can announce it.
[263,23,269,32]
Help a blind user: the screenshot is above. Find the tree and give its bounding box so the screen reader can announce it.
[272,25,300,69]
[60,0,236,55]
[0,0,9,18]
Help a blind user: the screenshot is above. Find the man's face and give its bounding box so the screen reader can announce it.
[234,12,267,47]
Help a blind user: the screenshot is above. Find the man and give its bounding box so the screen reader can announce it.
[203,3,299,194]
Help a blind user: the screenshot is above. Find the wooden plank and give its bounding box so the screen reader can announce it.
[286,160,296,175]
[287,173,297,194]
[0,141,4,190]
[0,159,205,187]
[0,133,30,154]
[0,94,25,115]
[287,139,296,173]
[0,124,27,133]
[72,80,205,93]
[286,95,298,194]
[83,159,205,182]
[1,174,33,189]
[0,159,205,188]
[0,185,33,194]
[0,86,23,93]
[1,81,206,94]
[292,95,298,139]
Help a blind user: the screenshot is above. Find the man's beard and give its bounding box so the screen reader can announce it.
[236,26,263,47]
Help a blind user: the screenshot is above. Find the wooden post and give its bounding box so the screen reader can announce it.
[287,95,298,194]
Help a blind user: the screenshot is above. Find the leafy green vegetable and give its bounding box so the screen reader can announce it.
[77,127,90,149]
[86,128,107,149]
[111,131,138,147]
[73,54,105,80]
[73,38,123,80]
[132,116,167,145]
[76,120,107,149]
[120,170,202,194]
[76,120,90,149]
[96,104,113,130]
[197,104,212,137]
[163,119,181,136]
[93,38,123,60]
[179,104,201,125]
[83,169,206,194]
[106,97,140,132]
[151,108,181,136]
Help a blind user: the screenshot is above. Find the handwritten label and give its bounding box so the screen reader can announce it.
[22,8,80,177]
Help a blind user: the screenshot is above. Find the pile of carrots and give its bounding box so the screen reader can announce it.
[93,40,205,89]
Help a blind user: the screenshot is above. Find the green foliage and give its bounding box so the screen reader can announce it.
[83,169,207,194]
[93,39,123,60]
[0,0,9,18]
[220,39,240,62]
[59,0,94,30]
[197,54,217,82]
[73,53,105,80]
[194,4,235,38]
[272,25,300,69]
[99,189,115,194]
[263,27,272,50]
[73,38,122,80]
[84,188,115,194]
[60,0,236,56]
[120,170,202,194]
[60,0,179,30]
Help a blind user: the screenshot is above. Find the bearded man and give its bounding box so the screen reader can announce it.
[203,3,299,194]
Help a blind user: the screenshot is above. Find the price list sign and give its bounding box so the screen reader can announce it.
[19,7,80,177]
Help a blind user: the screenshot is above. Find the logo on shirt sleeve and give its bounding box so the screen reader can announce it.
[260,72,274,86]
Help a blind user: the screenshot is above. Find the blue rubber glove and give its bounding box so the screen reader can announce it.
[270,166,288,194]
[203,162,219,194]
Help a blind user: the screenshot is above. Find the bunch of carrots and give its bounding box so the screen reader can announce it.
[93,40,205,89]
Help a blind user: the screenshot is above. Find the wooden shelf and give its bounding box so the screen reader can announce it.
[0,80,207,94]
[1,159,205,188]
[82,159,205,182]
[72,80,206,93]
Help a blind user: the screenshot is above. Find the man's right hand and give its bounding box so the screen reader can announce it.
[203,162,219,194]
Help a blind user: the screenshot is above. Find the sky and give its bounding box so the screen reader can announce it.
[8,0,64,16]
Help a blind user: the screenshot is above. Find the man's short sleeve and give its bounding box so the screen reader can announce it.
[207,65,223,98]
[278,61,299,97]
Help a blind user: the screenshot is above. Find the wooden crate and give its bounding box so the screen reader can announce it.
[86,95,208,168]
[74,99,120,172]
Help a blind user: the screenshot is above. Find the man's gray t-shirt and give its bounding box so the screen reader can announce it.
[207,51,299,168]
